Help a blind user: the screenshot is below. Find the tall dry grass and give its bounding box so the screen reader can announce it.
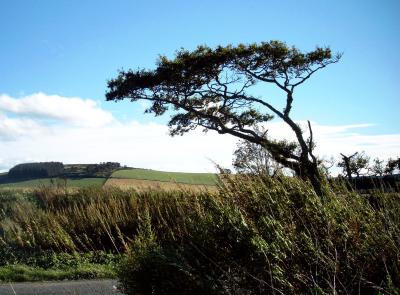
[0,186,210,255]
[118,175,400,294]
[1,176,399,294]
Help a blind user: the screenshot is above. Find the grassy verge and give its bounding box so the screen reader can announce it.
[0,263,116,282]
[0,249,120,283]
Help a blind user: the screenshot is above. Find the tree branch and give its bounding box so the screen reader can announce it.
[307,120,317,164]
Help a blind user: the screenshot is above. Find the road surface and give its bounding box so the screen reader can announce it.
[0,279,122,295]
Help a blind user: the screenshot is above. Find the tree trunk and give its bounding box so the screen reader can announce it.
[283,116,326,197]
[293,156,325,197]
[305,162,325,197]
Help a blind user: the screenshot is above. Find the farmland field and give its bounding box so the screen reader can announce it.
[104,178,217,192]
[0,167,218,191]
[0,176,105,189]
[110,168,217,185]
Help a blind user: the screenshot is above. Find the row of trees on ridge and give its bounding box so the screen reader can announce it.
[8,162,64,179]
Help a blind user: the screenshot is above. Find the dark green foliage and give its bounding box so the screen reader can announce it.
[0,263,116,282]
[63,162,121,178]
[0,251,119,282]
[118,213,214,295]
[8,162,64,179]
[85,162,121,177]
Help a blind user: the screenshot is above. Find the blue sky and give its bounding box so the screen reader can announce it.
[0,0,399,172]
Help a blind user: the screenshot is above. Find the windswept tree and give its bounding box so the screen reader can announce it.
[370,157,385,177]
[106,41,341,196]
[338,152,370,179]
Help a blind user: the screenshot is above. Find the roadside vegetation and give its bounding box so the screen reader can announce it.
[0,175,399,294]
[0,254,117,282]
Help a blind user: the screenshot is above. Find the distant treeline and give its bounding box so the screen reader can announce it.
[85,162,120,174]
[9,162,64,178]
[8,161,122,179]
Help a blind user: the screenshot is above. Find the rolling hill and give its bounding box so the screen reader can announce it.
[0,166,218,191]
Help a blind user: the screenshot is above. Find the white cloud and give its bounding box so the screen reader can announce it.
[262,121,399,161]
[0,120,237,173]
[0,93,399,173]
[0,93,114,127]
[0,113,49,140]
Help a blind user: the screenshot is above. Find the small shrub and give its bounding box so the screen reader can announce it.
[118,211,216,295]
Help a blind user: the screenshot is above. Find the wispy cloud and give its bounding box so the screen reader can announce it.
[0,113,48,140]
[0,93,114,127]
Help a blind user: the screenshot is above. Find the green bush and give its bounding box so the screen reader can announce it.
[118,175,400,294]
[118,210,216,295]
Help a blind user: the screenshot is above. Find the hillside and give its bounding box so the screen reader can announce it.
[0,165,218,190]
[110,168,217,185]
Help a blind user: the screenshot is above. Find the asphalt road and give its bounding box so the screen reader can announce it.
[0,279,122,295]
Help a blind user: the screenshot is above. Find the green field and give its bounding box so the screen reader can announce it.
[0,166,218,190]
[111,168,218,185]
[0,177,105,189]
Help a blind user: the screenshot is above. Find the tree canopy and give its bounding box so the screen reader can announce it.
[106,41,341,195]
[9,162,64,179]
